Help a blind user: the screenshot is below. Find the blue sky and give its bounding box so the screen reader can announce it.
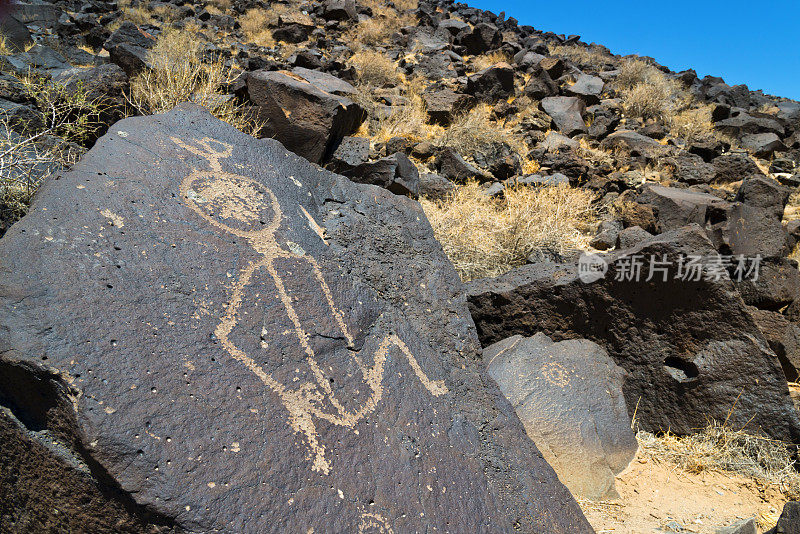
[468,0,800,101]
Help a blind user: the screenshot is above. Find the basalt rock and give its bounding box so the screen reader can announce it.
[247,69,366,164]
[485,333,637,500]
[467,225,800,444]
[541,96,587,136]
[0,104,591,533]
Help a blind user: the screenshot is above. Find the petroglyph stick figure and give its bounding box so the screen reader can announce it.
[172,137,448,474]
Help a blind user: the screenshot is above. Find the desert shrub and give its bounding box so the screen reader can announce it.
[549,44,615,69]
[346,7,416,47]
[638,423,800,500]
[616,59,687,121]
[577,138,615,166]
[435,105,509,155]
[668,104,737,147]
[240,8,276,47]
[470,50,511,73]
[349,50,400,87]
[127,30,261,135]
[19,76,111,146]
[372,90,432,143]
[434,104,537,172]
[0,77,107,224]
[421,182,597,280]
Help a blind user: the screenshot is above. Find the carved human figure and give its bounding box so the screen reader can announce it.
[171,137,448,474]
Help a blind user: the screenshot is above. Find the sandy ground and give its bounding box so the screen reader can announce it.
[579,449,786,533]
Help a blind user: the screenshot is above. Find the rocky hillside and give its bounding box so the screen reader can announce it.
[2,0,800,532]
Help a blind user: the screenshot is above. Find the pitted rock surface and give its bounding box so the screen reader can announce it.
[0,104,591,533]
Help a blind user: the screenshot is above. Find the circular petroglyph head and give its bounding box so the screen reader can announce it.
[186,172,280,236]
[541,362,570,388]
[578,252,608,283]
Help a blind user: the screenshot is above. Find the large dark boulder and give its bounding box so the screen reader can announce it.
[767,502,800,534]
[540,96,587,136]
[467,225,800,444]
[102,22,156,77]
[322,0,358,21]
[735,176,791,219]
[709,203,791,257]
[454,23,501,54]
[565,74,604,105]
[748,307,800,382]
[465,63,515,103]
[340,152,420,198]
[0,16,32,53]
[485,334,637,500]
[422,89,476,126]
[0,104,591,533]
[247,69,366,164]
[435,147,492,182]
[712,152,766,183]
[635,184,732,233]
[522,65,558,100]
[734,257,800,310]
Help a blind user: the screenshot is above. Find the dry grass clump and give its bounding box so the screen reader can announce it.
[240,8,277,47]
[346,7,416,47]
[470,50,511,73]
[616,59,687,121]
[348,50,400,87]
[433,104,538,173]
[436,104,509,155]
[638,424,800,500]
[668,104,715,142]
[421,182,597,280]
[372,90,434,143]
[0,34,15,55]
[127,30,261,135]
[577,138,615,166]
[550,44,615,69]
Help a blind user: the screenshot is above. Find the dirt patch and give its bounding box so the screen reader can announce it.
[579,447,785,533]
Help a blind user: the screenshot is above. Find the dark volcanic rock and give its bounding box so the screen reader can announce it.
[522,66,558,100]
[664,152,716,185]
[766,502,800,534]
[454,22,501,54]
[247,69,366,163]
[0,104,591,533]
[748,308,800,382]
[636,184,732,233]
[712,152,766,183]
[734,257,800,311]
[0,16,32,53]
[341,152,420,198]
[326,135,370,174]
[735,176,791,219]
[419,172,456,200]
[465,63,515,103]
[741,132,786,157]
[467,226,800,443]
[422,89,476,126]
[485,333,637,500]
[436,147,492,182]
[566,74,604,105]
[102,22,156,76]
[541,96,587,136]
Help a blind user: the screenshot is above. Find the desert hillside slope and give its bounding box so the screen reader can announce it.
[1,0,800,533]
